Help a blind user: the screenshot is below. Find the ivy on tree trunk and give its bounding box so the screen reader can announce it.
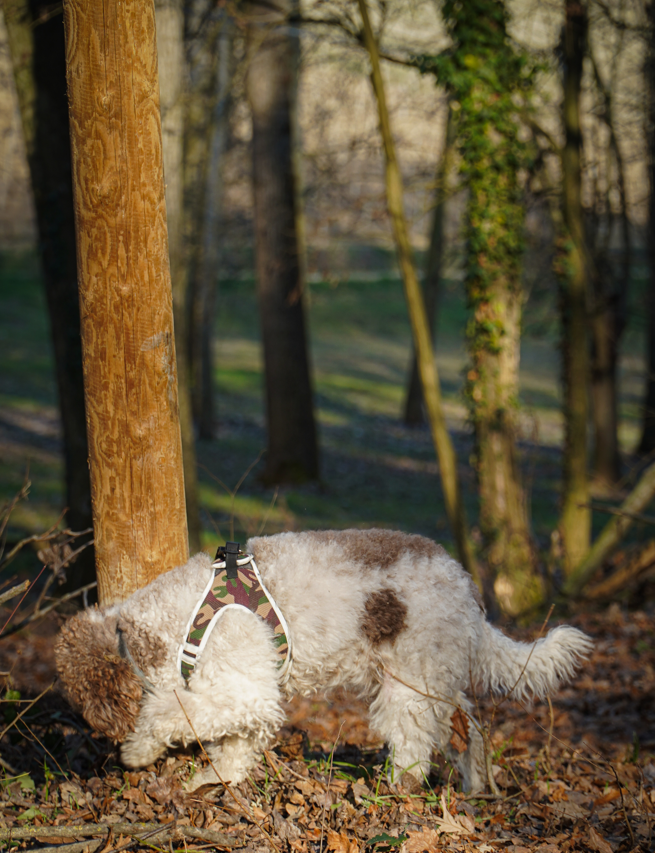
[425,0,542,615]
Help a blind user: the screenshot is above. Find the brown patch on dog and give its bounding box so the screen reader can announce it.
[116,614,168,676]
[55,610,142,741]
[361,588,408,646]
[333,529,443,571]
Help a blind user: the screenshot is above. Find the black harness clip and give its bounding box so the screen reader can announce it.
[215,541,241,579]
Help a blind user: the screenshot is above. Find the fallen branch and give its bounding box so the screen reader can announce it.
[583,539,655,600]
[0,821,239,847]
[564,458,655,597]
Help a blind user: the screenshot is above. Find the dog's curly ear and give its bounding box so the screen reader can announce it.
[55,610,142,741]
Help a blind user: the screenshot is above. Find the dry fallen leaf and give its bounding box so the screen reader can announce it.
[401,826,442,853]
[433,792,473,836]
[587,826,613,853]
[449,707,470,754]
[327,828,359,853]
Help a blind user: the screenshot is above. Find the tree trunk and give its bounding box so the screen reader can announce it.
[639,0,655,456]
[590,275,622,488]
[357,0,480,589]
[63,0,189,604]
[155,0,202,553]
[246,0,319,485]
[3,0,94,591]
[183,2,219,433]
[559,0,591,573]
[403,107,453,428]
[191,17,233,441]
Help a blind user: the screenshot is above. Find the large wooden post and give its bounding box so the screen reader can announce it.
[63,0,189,604]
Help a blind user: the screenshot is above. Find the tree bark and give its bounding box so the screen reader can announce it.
[403,107,453,428]
[590,271,622,488]
[63,0,189,604]
[3,0,94,592]
[246,0,319,485]
[639,0,655,456]
[357,0,479,587]
[155,0,202,553]
[559,0,591,573]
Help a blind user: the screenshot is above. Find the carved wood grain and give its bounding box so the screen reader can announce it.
[63,0,189,604]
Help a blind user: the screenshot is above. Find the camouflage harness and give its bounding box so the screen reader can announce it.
[177,542,291,684]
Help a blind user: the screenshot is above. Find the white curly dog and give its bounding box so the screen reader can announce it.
[55,529,592,792]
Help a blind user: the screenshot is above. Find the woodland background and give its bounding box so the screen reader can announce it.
[0,1,654,851]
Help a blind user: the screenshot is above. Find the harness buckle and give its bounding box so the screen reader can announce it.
[215,540,240,579]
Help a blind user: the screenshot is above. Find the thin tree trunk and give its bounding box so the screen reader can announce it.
[184,2,219,432]
[156,0,202,553]
[403,107,453,428]
[192,17,233,441]
[559,0,591,573]
[639,0,655,456]
[356,0,479,588]
[590,279,622,488]
[64,0,189,604]
[246,0,319,485]
[588,51,629,489]
[3,0,94,591]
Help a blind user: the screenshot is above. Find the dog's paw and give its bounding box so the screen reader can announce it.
[184,766,225,792]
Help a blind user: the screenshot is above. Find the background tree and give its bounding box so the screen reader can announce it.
[188,11,234,441]
[429,0,542,614]
[557,0,591,573]
[3,0,94,591]
[64,0,189,604]
[403,106,453,428]
[246,0,319,484]
[639,0,655,457]
[156,0,202,552]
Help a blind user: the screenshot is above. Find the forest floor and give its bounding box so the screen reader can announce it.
[0,604,653,852]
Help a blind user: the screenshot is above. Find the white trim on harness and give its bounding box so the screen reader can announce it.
[176,553,293,683]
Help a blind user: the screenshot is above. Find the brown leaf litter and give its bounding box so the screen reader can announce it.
[0,606,653,852]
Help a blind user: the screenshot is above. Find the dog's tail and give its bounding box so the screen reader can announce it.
[473,622,593,701]
[55,608,143,741]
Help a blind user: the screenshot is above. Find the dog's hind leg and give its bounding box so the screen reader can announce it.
[369,675,436,786]
[431,693,487,793]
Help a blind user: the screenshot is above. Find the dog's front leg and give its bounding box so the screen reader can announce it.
[121,727,168,769]
[185,732,268,791]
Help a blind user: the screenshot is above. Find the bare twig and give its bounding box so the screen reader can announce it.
[0,681,53,742]
[0,576,97,639]
[0,564,45,635]
[583,502,655,527]
[0,510,68,569]
[0,580,30,608]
